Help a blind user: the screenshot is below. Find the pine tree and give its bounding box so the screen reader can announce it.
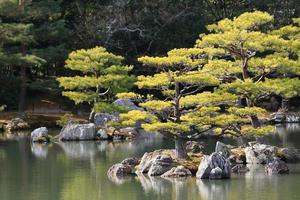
[57,46,135,122]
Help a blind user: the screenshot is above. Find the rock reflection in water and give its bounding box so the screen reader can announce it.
[197,179,230,200]
[31,143,48,158]
[57,141,99,159]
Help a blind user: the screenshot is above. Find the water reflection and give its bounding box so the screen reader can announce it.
[197,179,230,200]
[31,143,48,158]
[57,141,99,159]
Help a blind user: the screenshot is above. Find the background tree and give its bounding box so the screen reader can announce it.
[57,46,135,122]
[195,11,300,127]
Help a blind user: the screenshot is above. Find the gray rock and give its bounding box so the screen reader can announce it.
[5,118,29,132]
[97,129,109,140]
[265,157,289,175]
[186,141,204,153]
[271,112,286,123]
[231,164,250,174]
[107,163,133,178]
[161,166,192,178]
[31,127,49,143]
[147,155,173,176]
[279,148,300,163]
[196,152,231,179]
[209,167,223,179]
[113,99,143,111]
[271,112,300,123]
[121,157,140,167]
[58,123,96,141]
[215,141,231,158]
[245,143,277,164]
[94,112,119,127]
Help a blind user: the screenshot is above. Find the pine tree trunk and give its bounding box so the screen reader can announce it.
[89,110,95,123]
[18,65,26,112]
[175,138,188,159]
[250,115,260,128]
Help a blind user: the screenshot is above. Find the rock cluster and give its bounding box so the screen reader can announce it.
[5,118,29,132]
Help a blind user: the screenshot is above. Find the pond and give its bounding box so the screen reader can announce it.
[1,124,300,200]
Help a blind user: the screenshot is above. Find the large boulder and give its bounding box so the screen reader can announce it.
[58,123,96,141]
[245,142,277,164]
[215,141,231,158]
[161,166,192,178]
[31,127,49,143]
[196,152,231,179]
[121,157,140,167]
[5,118,29,132]
[147,155,173,176]
[265,157,289,175]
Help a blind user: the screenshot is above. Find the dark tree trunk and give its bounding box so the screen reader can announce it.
[281,97,288,111]
[18,65,26,112]
[175,138,188,159]
[250,115,260,128]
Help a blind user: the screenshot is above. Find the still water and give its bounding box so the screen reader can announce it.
[1,124,300,200]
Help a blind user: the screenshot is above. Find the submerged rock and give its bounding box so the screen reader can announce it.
[265,157,289,175]
[161,166,192,178]
[31,127,49,143]
[5,118,29,132]
[58,123,96,141]
[196,152,231,179]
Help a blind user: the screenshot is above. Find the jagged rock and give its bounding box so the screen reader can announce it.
[5,118,29,132]
[245,143,277,164]
[148,155,173,176]
[196,152,231,179]
[265,157,289,175]
[58,123,96,141]
[107,163,133,178]
[215,141,231,158]
[113,99,143,111]
[136,152,160,174]
[121,157,140,167]
[231,164,250,174]
[96,129,109,140]
[161,166,192,178]
[31,127,49,143]
[186,141,204,153]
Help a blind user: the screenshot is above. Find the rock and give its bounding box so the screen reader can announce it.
[265,157,289,175]
[231,164,250,174]
[230,147,246,164]
[196,152,231,179]
[278,148,300,163]
[31,127,49,143]
[147,155,173,176]
[58,123,96,141]
[271,112,300,123]
[94,112,119,127]
[113,99,143,111]
[96,129,109,140]
[107,163,133,178]
[119,127,139,138]
[121,157,140,167]
[136,152,155,174]
[186,141,204,153]
[245,143,277,164]
[215,141,231,158]
[161,166,192,178]
[5,118,29,132]
[209,167,223,179]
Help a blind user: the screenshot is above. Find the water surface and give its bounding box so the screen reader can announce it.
[0,124,300,200]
